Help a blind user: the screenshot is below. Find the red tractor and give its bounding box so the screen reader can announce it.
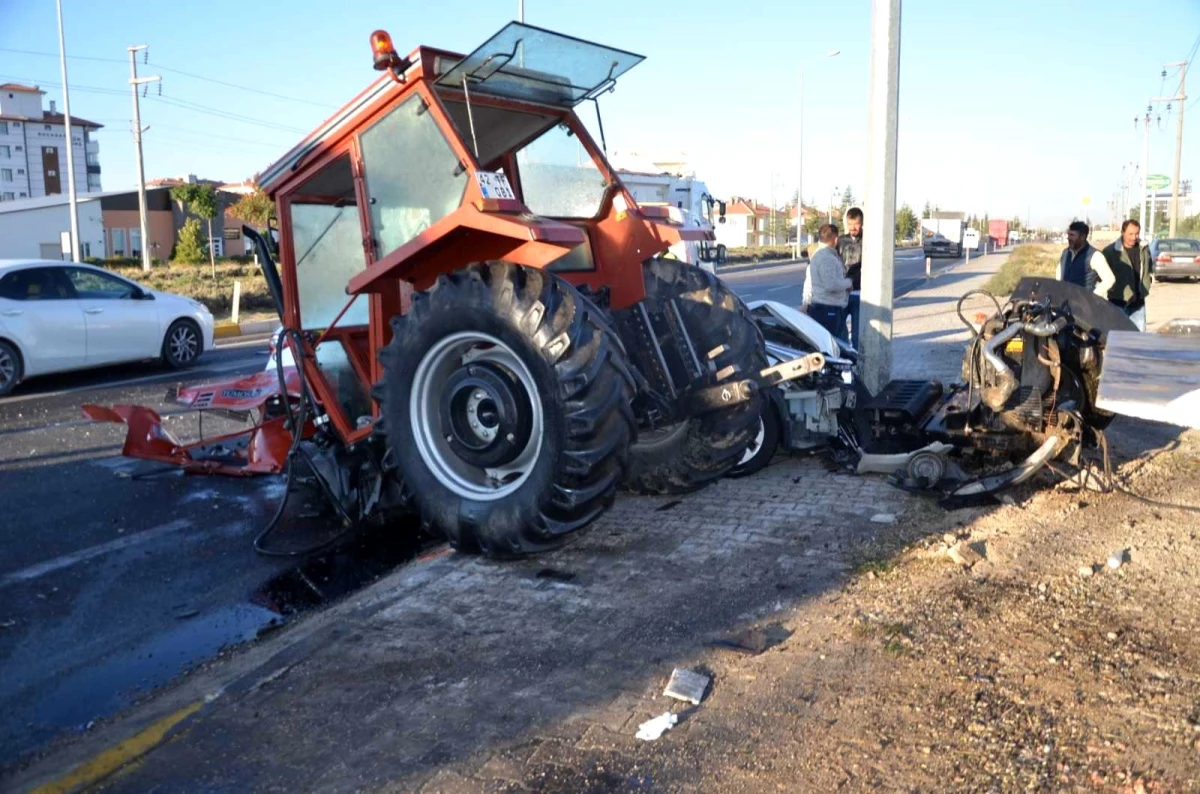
[93,23,823,557]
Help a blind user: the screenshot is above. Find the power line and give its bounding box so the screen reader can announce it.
[0,46,125,64]
[147,62,336,109]
[0,74,127,97]
[149,94,308,134]
[0,46,334,108]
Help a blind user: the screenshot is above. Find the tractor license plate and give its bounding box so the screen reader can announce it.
[476,171,516,200]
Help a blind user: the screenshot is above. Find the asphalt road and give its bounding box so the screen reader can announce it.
[719,246,972,305]
[0,337,424,770]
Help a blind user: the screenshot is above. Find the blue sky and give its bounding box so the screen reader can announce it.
[2,0,1197,228]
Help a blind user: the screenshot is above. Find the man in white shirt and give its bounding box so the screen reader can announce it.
[1057,220,1115,297]
[802,224,853,340]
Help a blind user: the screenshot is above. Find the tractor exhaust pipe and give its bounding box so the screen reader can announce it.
[243,225,286,321]
[981,317,1068,411]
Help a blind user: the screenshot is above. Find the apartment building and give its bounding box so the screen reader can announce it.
[0,82,103,203]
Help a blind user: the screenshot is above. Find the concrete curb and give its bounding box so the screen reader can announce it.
[212,318,277,340]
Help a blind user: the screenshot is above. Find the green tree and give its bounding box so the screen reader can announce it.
[174,218,207,265]
[171,183,219,276]
[922,200,932,219]
[841,185,855,208]
[895,203,919,240]
[228,187,273,229]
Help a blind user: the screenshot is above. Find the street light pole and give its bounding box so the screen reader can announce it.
[1139,105,1151,234]
[55,0,80,262]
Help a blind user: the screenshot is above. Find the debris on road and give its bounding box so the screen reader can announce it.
[1107,548,1130,569]
[870,513,896,524]
[635,712,678,741]
[664,668,711,705]
[1079,565,1096,578]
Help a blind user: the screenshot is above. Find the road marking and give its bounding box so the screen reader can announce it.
[29,700,205,794]
[0,519,192,590]
[767,285,794,294]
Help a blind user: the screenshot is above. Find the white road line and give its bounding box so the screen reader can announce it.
[767,285,794,294]
[0,518,193,590]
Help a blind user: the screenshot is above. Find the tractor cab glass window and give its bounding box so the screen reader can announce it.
[516,123,606,218]
[435,22,645,109]
[288,155,369,330]
[359,95,466,259]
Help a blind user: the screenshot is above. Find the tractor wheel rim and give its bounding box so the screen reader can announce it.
[739,417,766,465]
[0,349,13,389]
[171,326,198,362]
[411,331,543,501]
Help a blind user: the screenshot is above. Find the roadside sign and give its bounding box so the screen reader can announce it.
[1146,174,1170,190]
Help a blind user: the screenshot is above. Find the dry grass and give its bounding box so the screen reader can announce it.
[102,260,275,317]
[983,243,1059,296]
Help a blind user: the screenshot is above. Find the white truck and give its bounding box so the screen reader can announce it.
[921,211,966,258]
[616,169,727,272]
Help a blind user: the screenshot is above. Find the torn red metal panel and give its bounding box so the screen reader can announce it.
[84,401,297,476]
[172,368,302,412]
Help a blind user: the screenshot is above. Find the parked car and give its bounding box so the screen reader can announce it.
[1149,238,1200,282]
[0,259,214,396]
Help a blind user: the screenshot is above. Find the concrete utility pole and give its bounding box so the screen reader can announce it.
[1161,60,1187,237]
[518,0,524,22]
[55,0,80,262]
[1139,106,1151,234]
[127,46,160,272]
[860,0,901,395]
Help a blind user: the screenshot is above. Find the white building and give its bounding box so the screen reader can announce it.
[0,83,103,203]
[0,194,106,260]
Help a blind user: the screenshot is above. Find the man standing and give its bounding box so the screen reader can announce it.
[1102,219,1153,331]
[1057,220,1114,296]
[837,207,864,349]
[802,223,853,340]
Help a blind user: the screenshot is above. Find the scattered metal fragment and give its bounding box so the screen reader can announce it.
[663,668,710,705]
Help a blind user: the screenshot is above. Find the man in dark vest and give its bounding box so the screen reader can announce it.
[836,207,863,350]
[1102,219,1154,331]
[1056,220,1114,296]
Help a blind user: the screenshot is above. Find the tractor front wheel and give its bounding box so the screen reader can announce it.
[374,263,636,557]
[620,258,767,495]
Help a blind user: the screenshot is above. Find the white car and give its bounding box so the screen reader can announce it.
[0,259,215,396]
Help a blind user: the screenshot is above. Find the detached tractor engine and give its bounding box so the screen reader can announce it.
[862,278,1135,497]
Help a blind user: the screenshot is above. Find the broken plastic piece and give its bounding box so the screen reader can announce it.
[663,668,710,705]
[635,712,678,741]
[1107,549,1129,570]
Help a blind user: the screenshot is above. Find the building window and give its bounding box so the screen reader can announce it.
[130,228,142,256]
[83,242,91,258]
[0,169,11,181]
[0,145,8,158]
[44,125,52,131]
[2,192,13,201]
[111,228,126,256]
[16,169,23,175]
[0,122,7,135]
[19,192,26,197]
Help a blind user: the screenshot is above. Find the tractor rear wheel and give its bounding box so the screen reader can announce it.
[374,263,636,557]
[621,258,767,495]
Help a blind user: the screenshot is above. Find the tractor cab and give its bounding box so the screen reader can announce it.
[254,22,704,447]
